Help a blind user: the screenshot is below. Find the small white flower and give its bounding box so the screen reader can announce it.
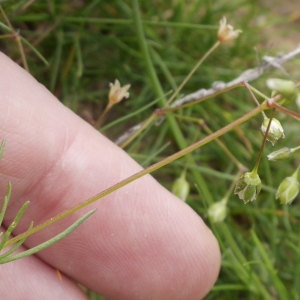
[218,16,242,43]
[109,79,130,105]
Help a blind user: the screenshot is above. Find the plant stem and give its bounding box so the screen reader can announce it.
[94,103,113,129]
[131,0,215,207]
[120,115,156,149]
[5,101,268,247]
[253,108,275,174]
[268,101,300,120]
[164,41,220,107]
[244,82,267,118]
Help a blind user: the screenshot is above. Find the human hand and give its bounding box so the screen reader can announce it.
[0,53,220,300]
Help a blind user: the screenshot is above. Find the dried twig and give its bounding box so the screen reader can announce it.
[115,45,300,146]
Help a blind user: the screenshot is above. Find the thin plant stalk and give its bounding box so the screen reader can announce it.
[268,101,300,120]
[164,41,221,107]
[5,101,268,247]
[94,103,113,129]
[123,0,222,150]
[169,113,244,169]
[252,108,276,175]
[244,82,267,118]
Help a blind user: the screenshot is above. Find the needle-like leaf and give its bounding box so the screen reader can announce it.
[0,209,96,264]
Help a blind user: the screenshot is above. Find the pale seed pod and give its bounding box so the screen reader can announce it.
[234,171,262,204]
[267,147,292,161]
[260,117,285,146]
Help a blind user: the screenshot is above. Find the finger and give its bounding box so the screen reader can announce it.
[0,53,220,300]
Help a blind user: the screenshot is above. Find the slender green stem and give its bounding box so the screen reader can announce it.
[131,0,214,208]
[63,16,217,30]
[124,1,238,212]
[164,41,220,107]
[15,35,29,72]
[120,115,156,149]
[248,85,270,100]
[5,102,268,247]
[172,114,244,169]
[244,82,267,118]
[251,229,289,299]
[253,108,275,174]
[101,97,161,132]
[94,103,113,129]
[249,81,300,103]
[202,122,244,170]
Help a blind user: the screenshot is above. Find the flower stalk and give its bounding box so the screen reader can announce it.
[5,102,268,247]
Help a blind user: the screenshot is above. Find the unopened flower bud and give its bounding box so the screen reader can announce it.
[267,78,297,96]
[276,168,300,204]
[260,117,285,146]
[267,147,292,161]
[208,199,227,223]
[234,171,262,203]
[266,78,299,106]
[172,172,190,202]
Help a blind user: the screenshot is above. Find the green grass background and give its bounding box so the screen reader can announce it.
[1,0,300,299]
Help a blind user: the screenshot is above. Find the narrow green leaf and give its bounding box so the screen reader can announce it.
[50,30,64,92]
[0,201,30,249]
[0,139,6,160]
[0,182,12,228]
[0,222,33,260]
[0,209,96,264]
[101,97,163,132]
[251,229,289,299]
[75,34,83,78]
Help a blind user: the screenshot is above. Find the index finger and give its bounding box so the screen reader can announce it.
[0,53,220,300]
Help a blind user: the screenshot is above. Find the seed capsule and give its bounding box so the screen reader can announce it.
[234,171,262,204]
[260,117,285,146]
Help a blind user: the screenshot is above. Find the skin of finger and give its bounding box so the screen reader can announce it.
[0,227,89,300]
[0,52,220,299]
